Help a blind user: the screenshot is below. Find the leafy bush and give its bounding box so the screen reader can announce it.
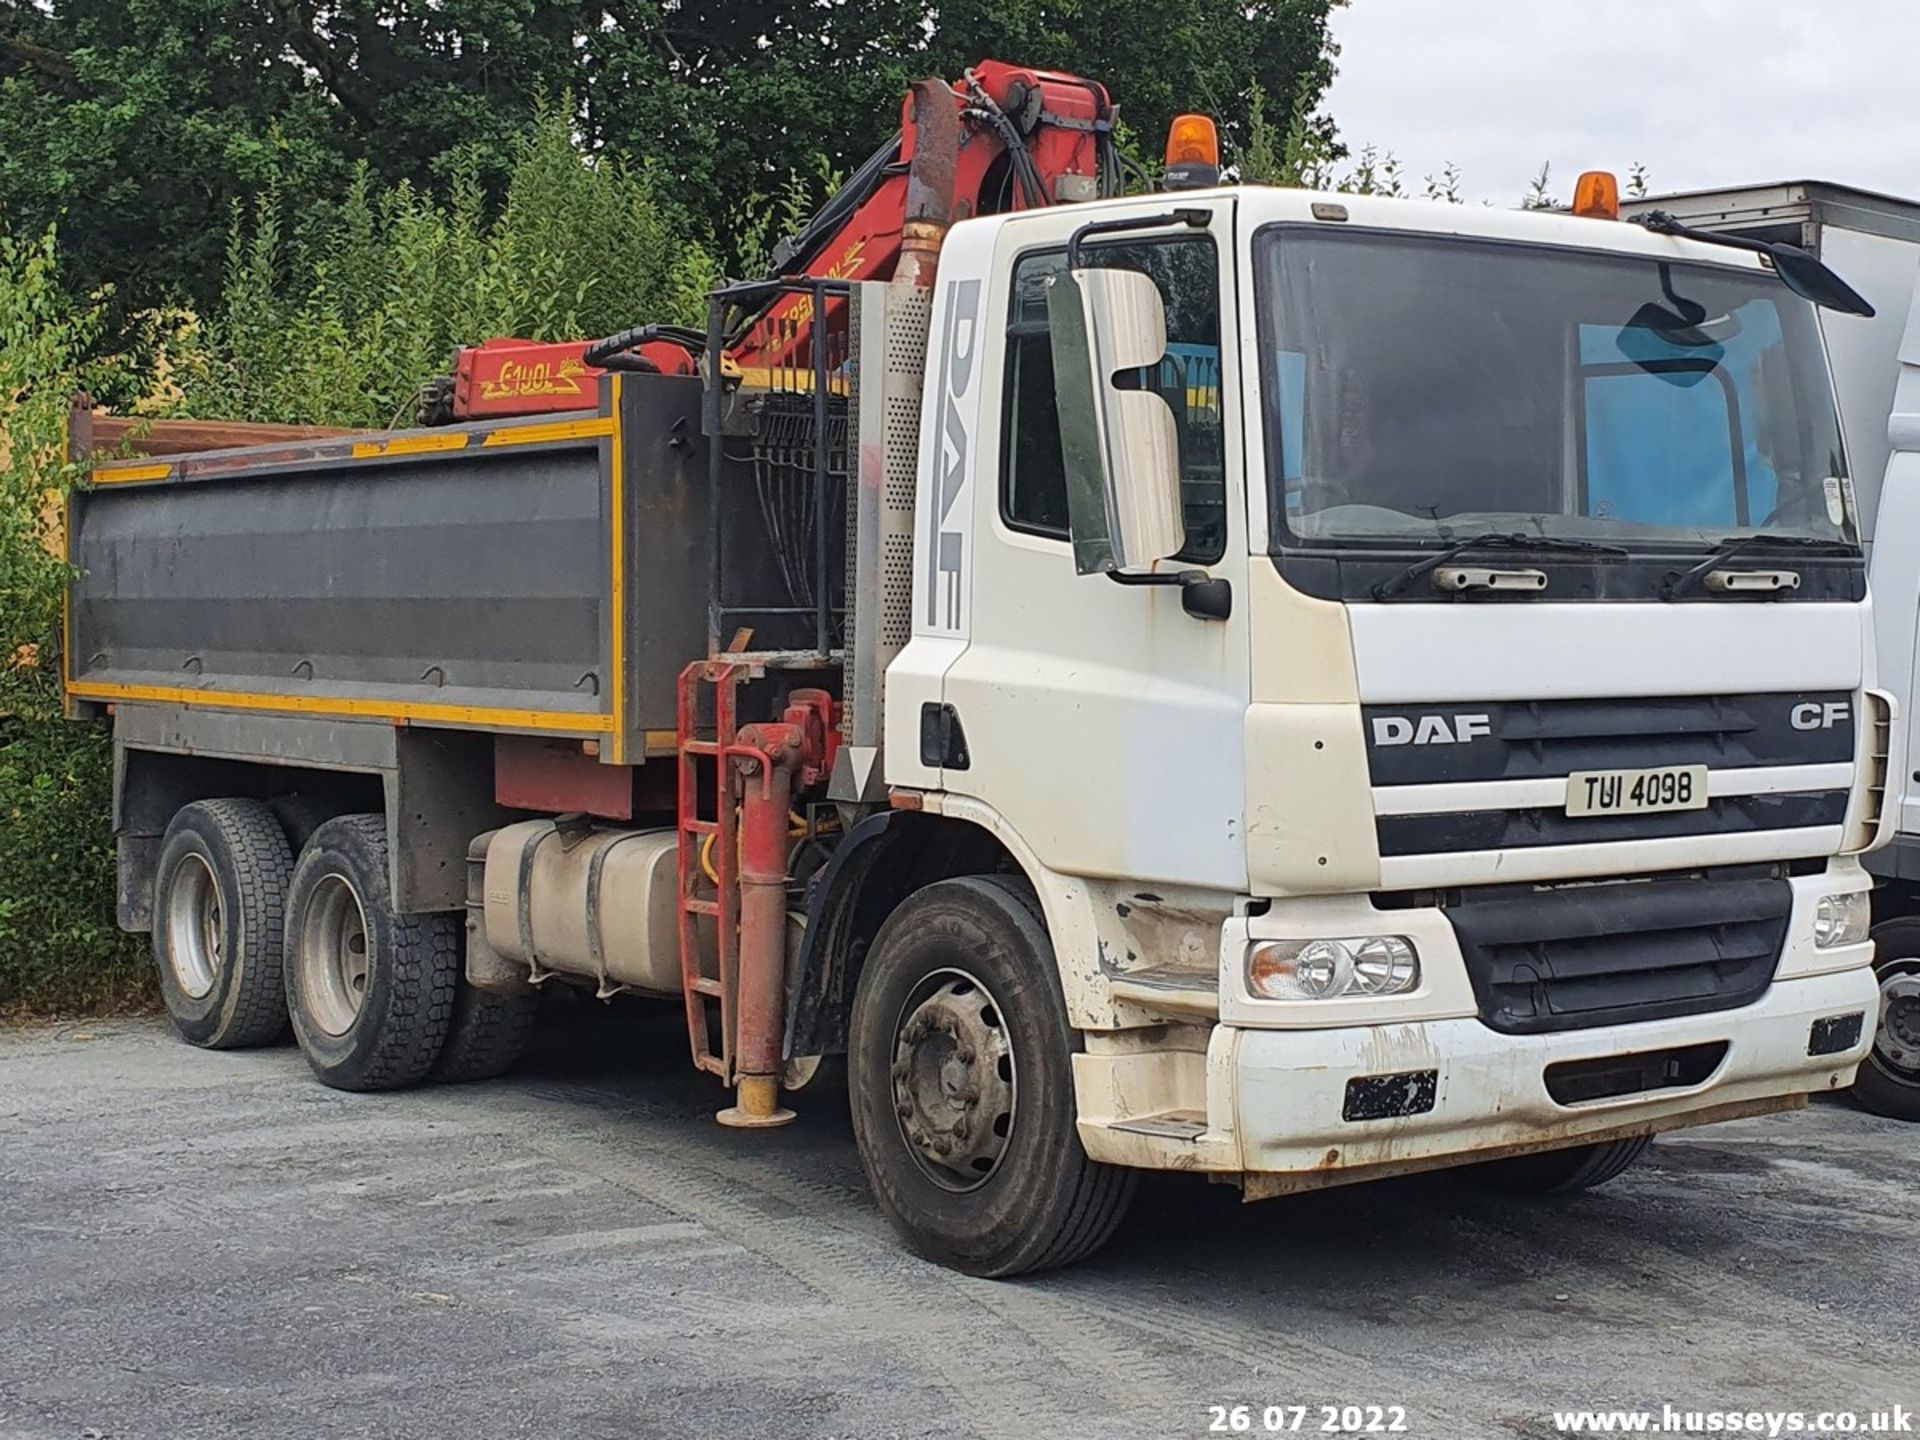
[182,105,722,429]
[0,702,148,1015]
[0,228,150,1015]
[1,107,729,1013]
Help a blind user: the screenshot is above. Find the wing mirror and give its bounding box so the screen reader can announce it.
[1046,261,1187,577]
[1632,211,1875,319]
[1767,244,1875,317]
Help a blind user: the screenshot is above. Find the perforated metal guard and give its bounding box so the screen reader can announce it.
[879,289,930,655]
[844,284,931,754]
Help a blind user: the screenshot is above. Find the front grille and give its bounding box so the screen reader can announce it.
[1365,692,1856,863]
[1362,692,1854,786]
[1445,873,1791,1034]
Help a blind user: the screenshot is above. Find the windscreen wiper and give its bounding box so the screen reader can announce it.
[1663,533,1858,599]
[1372,531,1628,600]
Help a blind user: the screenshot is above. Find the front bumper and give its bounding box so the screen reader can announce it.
[1219,964,1877,1178]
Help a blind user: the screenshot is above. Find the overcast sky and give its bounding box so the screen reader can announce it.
[1324,0,1920,206]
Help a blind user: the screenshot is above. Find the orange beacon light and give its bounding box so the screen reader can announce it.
[1572,170,1622,220]
[1164,114,1221,190]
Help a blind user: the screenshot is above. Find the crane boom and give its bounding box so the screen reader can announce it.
[439,60,1118,422]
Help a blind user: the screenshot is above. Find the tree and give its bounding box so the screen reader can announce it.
[0,104,721,1007]
[550,1,1351,211]
[1,0,1346,317]
[0,0,591,326]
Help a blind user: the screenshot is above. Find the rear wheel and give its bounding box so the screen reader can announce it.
[268,793,340,854]
[1468,1135,1652,1195]
[152,799,294,1049]
[848,874,1136,1276]
[432,980,542,1084]
[1855,917,1920,1121]
[285,814,457,1091]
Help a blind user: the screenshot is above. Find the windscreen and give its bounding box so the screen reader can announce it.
[1256,229,1852,550]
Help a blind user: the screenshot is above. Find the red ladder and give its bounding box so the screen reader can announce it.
[675,658,749,1080]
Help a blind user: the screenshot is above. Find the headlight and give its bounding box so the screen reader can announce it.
[1813,892,1870,949]
[1247,936,1420,1001]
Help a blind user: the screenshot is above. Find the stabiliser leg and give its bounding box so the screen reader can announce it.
[716,723,802,1130]
[713,688,835,1130]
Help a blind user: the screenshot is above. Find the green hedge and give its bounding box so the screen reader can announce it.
[183,106,720,428]
[0,686,150,1015]
[0,111,728,1014]
[0,229,150,1014]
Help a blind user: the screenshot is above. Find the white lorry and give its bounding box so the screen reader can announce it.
[1626,181,1920,1118]
[68,121,1893,1274]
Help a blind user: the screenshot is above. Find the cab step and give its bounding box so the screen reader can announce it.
[1105,1109,1210,1141]
[1106,966,1217,1019]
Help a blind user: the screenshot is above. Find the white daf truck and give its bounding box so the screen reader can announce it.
[1626,181,1920,1118]
[69,133,1892,1274]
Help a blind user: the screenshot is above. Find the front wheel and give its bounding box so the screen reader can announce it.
[1854,917,1920,1121]
[848,874,1136,1277]
[1467,1135,1652,1195]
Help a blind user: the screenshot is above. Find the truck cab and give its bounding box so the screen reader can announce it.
[860,184,1887,1235]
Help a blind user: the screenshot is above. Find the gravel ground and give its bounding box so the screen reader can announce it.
[1,996,1914,1440]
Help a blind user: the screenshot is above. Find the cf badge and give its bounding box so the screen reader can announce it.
[1790,701,1850,730]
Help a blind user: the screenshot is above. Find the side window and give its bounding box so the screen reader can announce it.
[1001,235,1226,563]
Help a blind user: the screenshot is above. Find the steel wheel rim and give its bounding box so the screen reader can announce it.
[164,853,223,999]
[889,966,1017,1193]
[1875,963,1920,1078]
[300,874,371,1037]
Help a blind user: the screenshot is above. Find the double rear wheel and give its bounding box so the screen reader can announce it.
[1467,1135,1652,1194]
[285,814,536,1090]
[153,804,536,1089]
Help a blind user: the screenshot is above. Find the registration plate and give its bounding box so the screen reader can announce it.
[1565,765,1709,817]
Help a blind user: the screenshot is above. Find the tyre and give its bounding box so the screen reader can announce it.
[848,874,1137,1276]
[152,799,295,1049]
[784,1052,848,1103]
[432,980,542,1084]
[1855,917,1920,1121]
[268,793,340,854]
[284,814,457,1091]
[1468,1135,1652,1195]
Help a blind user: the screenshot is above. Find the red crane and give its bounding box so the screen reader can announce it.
[439,60,1123,421]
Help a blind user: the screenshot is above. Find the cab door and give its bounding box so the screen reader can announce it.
[937,196,1250,890]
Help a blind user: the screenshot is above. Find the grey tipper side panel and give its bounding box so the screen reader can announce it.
[72,436,610,724]
[70,378,711,744]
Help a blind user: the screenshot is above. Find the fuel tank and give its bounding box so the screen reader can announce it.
[475,820,686,997]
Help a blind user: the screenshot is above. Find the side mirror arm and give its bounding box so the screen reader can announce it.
[1105,568,1233,621]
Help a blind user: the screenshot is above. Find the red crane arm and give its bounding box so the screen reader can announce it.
[445,60,1116,420]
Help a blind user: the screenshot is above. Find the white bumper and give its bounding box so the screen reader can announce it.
[1218,965,1878,1177]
